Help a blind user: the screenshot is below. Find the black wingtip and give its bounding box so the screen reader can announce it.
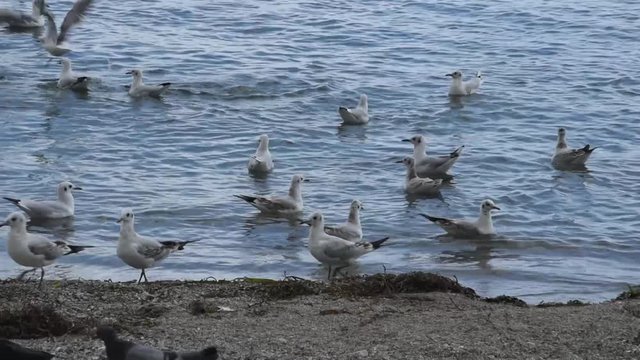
[419,213,441,223]
[370,236,390,249]
[160,82,172,87]
[234,194,257,203]
[582,144,597,153]
[201,346,219,359]
[65,244,93,255]
[450,145,465,158]
[177,239,199,250]
[3,196,20,205]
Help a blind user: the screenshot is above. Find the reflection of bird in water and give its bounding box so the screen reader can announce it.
[439,243,494,270]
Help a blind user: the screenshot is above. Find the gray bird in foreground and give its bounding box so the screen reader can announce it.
[97,326,218,360]
[0,338,54,359]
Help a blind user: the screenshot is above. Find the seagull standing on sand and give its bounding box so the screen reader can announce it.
[247,134,274,174]
[57,58,89,90]
[338,94,369,125]
[41,0,94,56]
[0,212,91,287]
[420,199,500,238]
[116,208,197,284]
[235,174,307,214]
[97,326,219,360]
[447,70,483,96]
[304,212,388,279]
[552,128,597,169]
[323,200,364,242]
[126,69,171,98]
[403,135,464,181]
[3,181,82,220]
[0,0,46,29]
[396,156,443,195]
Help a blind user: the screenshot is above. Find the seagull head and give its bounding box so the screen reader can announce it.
[395,156,415,168]
[291,174,309,185]
[351,199,363,211]
[258,134,270,149]
[96,325,118,341]
[59,58,71,70]
[0,212,28,229]
[481,199,500,213]
[401,135,426,147]
[446,71,463,79]
[58,181,82,196]
[126,69,142,79]
[117,208,135,224]
[308,212,324,228]
[558,127,566,138]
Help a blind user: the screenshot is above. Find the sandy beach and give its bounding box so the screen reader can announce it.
[2,272,640,359]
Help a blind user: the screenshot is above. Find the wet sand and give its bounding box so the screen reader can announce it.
[2,273,640,359]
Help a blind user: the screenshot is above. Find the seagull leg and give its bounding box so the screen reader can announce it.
[38,268,45,289]
[327,266,332,281]
[142,269,149,283]
[137,270,145,284]
[17,268,37,281]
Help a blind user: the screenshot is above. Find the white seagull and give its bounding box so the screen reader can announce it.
[338,94,369,125]
[116,208,197,284]
[403,135,464,181]
[57,58,89,90]
[420,199,500,238]
[552,127,597,169]
[41,0,94,56]
[396,156,443,195]
[447,70,483,96]
[3,181,82,220]
[1,211,91,287]
[0,0,46,29]
[126,69,171,98]
[323,199,364,242]
[235,174,307,214]
[304,212,388,279]
[247,134,274,174]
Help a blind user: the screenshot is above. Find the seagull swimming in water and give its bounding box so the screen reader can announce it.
[235,174,308,214]
[116,208,198,284]
[0,0,46,29]
[3,181,82,220]
[402,135,464,181]
[552,127,597,169]
[126,69,171,98]
[396,156,443,195]
[247,134,274,174]
[447,70,483,96]
[303,212,388,279]
[420,199,500,238]
[57,58,89,90]
[323,200,364,242]
[338,94,369,125]
[41,0,94,56]
[1,212,91,287]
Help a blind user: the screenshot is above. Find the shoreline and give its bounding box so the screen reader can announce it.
[2,272,640,359]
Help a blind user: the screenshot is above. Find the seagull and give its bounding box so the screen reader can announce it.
[396,156,443,195]
[247,134,274,174]
[303,212,388,279]
[235,174,307,214]
[420,199,500,238]
[552,127,597,169]
[57,58,89,90]
[97,325,219,360]
[338,94,369,125]
[446,70,483,96]
[3,181,82,220]
[41,0,94,56]
[126,69,171,98]
[0,0,46,29]
[0,211,91,287]
[0,339,54,360]
[402,135,464,181]
[323,200,363,242]
[116,208,198,284]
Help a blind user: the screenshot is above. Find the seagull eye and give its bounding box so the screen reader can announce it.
[11,217,16,222]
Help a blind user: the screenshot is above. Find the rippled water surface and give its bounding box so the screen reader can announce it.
[1,0,639,302]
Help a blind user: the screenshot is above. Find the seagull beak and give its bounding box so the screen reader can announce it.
[0,221,7,228]
[302,178,310,182]
[298,219,311,225]
[74,186,83,191]
[445,73,454,77]
[394,159,404,163]
[116,218,123,223]
[492,205,501,211]
[401,139,411,143]
[125,71,132,75]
